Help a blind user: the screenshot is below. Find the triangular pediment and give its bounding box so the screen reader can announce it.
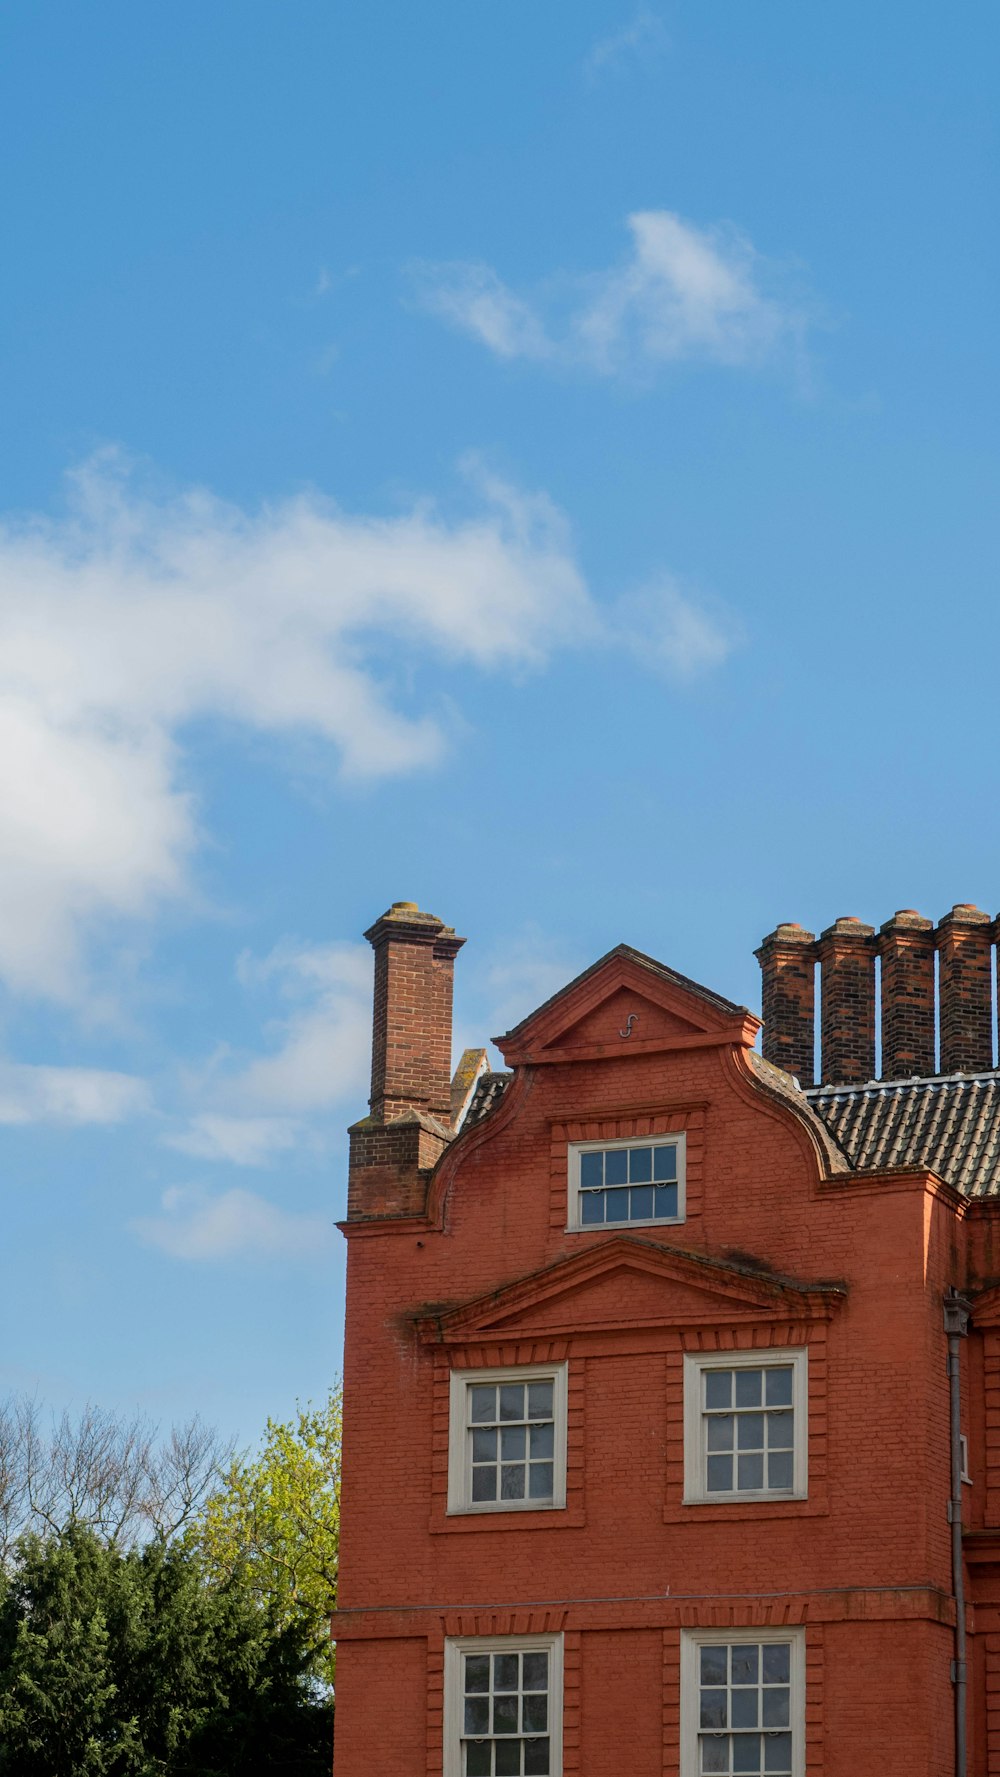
[416,1236,845,1344]
[495,945,758,1066]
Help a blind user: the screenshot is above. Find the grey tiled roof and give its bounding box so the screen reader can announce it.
[461,1071,513,1128]
[806,1072,1000,1198]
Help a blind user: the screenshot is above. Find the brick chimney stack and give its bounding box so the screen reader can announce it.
[755,924,817,1085]
[817,917,876,1085]
[878,910,935,1079]
[936,904,993,1074]
[365,901,465,1123]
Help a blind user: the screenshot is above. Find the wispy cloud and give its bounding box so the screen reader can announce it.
[612,577,743,680]
[0,454,590,1002]
[583,7,669,83]
[414,210,810,381]
[0,1062,151,1126]
[162,1113,300,1167]
[134,1184,333,1261]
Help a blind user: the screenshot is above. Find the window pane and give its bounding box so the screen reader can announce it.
[700,1646,728,1685]
[653,1144,677,1181]
[530,1421,554,1459]
[579,1150,603,1187]
[465,1656,491,1692]
[700,1738,728,1774]
[523,1693,548,1731]
[653,1183,679,1219]
[472,1467,496,1502]
[524,1738,550,1775]
[472,1428,497,1462]
[500,1465,525,1499]
[495,1741,520,1776]
[707,1414,734,1452]
[629,1185,655,1219]
[605,1148,628,1185]
[767,1451,794,1491]
[500,1426,526,1461]
[465,1743,491,1777]
[737,1452,764,1490]
[705,1370,732,1410]
[764,1732,792,1772]
[464,1697,490,1735]
[470,1386,496,1423]
[628,1146,652,1182]
[700,1688,728,1729]
[730,1647,759,1685]
[707,1454,733,1491]
[580,1191,604,1225]
[605,1187,629,1221]
[762,1689,790,1728]
[762,1645,790,1685]
[731,1688,759,1729]
[526,1383,553,1420]
[499,1386,524,1422]
[765,1368,793,1407]
[529,1462,554,1499]
[522,1652,548,1690]
[732,1732,762,1773]
[735,1370,762,1408]
[736,1415,764,1451]
[765,1411,792,1449]
[493,1654,519,1692]
[492,1695,519,1734]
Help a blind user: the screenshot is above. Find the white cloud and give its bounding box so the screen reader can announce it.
[415,210,808,378]
[0,1062,151,1126]
[133,1184,333,1261]
[612,578,742,680]
[583,7,669,82]
[0,454,592,1000]
[227,940,373,1113]
[162,1113,300,1167]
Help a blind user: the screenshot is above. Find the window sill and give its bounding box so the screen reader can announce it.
[664,1493,827,1525]
[430,1504,586,1534]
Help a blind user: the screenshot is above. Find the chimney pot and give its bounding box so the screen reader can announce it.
[936,904,993,1073]
[755,924,817,1085]
[817,917,876,1084]
[878,909,935,1079]
[364,902,466,1123]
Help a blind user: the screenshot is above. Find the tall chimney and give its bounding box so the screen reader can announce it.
[365,902,465,1123]
[817,916,876,1084]
[755,924,816,1085]
[936,904,993,1074]
[878,910,935,1079]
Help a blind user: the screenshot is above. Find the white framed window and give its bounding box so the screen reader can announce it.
[680,1628,805,1777]
[683,1349,808,1503]
[567,1133,686,1230]
[444,1634,563,1777]
[448,1365,568,1515]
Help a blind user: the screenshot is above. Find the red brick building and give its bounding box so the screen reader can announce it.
[334,900,1000,1776]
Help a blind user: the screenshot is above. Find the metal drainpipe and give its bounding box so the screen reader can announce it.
[944,1289,972,1777]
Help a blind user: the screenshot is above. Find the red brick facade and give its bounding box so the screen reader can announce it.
[334,904,1000,1776]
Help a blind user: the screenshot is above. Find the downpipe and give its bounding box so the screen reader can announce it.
[944,1289,971,1777]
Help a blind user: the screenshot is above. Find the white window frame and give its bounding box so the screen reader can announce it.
[567,1132,686,1231]
[680,1627,805,1777]
[447,1364,569,1515]
[683,1348,808,1504]
[444,1633,564,1777]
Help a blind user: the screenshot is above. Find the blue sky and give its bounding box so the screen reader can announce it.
[1,1,997,1449]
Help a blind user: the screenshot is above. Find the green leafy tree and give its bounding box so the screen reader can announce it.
[190,1389,341,1688]
[0,1524,333,1775]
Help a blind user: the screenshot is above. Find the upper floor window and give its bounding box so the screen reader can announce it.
[444,1635,563,1777]
[568,1134,685,1230]
[680,1629,804,1777]
[683,1350,808,1503]
[448,1365,568,1515]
